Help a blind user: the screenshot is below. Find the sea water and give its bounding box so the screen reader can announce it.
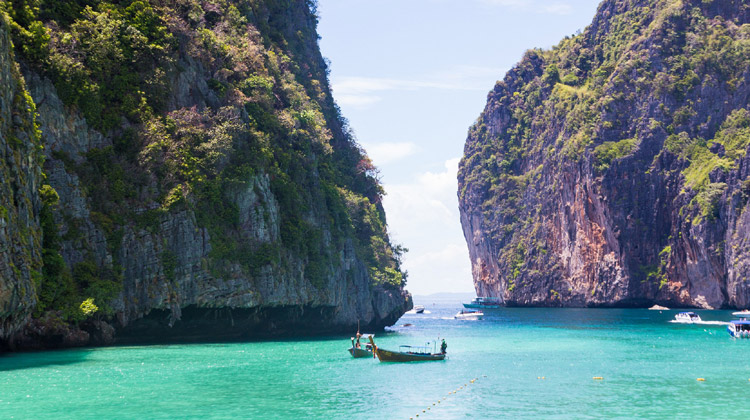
[2,302,750,419]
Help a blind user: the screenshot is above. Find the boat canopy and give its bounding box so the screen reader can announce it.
[398,343,437,354]
[730,320,750,325]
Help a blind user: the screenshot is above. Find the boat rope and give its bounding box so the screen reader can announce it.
[409,375,483,419]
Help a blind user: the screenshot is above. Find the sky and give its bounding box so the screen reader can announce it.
[316,0,602,295]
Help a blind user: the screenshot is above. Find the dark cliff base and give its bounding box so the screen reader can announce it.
[115,305,401,344]
[503,298,716,309]
[2,304,404,352]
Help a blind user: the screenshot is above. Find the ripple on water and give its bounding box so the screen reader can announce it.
[2,306,750,419]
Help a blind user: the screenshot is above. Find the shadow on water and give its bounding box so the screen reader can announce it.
[0,328,409,372]
[0,347,92,372]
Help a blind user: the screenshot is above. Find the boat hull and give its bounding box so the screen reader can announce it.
[375,348,446,362]
[728,326,750,338]
[455,314,483,320]
[348,347,373,358]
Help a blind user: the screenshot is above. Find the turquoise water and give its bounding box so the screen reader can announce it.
[3,303,750,419]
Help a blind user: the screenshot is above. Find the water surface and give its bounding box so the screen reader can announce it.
[2,304,749,419]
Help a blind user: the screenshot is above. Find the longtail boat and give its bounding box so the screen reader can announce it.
[368,336,446,362]
[348,333,374,358]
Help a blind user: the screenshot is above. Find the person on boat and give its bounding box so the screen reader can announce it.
[355,332,362,349]
[440,339,447,354]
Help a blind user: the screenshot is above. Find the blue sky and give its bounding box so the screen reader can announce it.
[317,0,602,295]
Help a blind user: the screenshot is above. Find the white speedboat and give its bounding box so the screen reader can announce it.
[414,305,425,314]
[455,310,483,320]
[728,320,750,338]
[674,311,701,323]
[732,310,750,318]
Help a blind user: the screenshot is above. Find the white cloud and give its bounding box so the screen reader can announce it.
[419,158,460,194]
[361,141,417,165]
[409,243,468,266]
[335,94,382,107]
[330,68,504,109]
[333,76,484,96]
[381,158,474,295]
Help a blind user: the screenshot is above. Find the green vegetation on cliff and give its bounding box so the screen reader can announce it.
[459,0,750,308]
[2,0,405,325]
[0,9,44,329]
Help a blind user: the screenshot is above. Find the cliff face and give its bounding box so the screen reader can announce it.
[0,13,42,341]
[459,0,750,308]
[1,0,409,350]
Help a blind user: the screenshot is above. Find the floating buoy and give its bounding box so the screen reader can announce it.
[697,378,705,381]
[593,376,603,380]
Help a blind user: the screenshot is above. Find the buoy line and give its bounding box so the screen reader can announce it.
[409,376,481,419]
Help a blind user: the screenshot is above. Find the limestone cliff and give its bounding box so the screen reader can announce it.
[0,12,42,342]
[459,0,750,308]
[0,0,410,350]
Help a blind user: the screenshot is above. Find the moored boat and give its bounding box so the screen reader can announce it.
[348,333,374,358]
[674,311,701,323]
[728,320,750,338]
[463,297,501,309]
[414,305,425,314]
[455,309,483,320]
[368,336,446,362]
[732,310,750,318]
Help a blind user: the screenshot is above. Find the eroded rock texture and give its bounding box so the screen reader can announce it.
[459,0,750,309]
[0,1,409,350]
[0,13,42,342]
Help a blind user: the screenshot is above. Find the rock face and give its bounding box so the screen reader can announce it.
[0,1,410,350]
[0,13,43,342]
[459,0,750,309]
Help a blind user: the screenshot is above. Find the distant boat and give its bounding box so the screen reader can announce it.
[674,312,701,323]
[732,310,750,318]
[728,320,750,338]
[368,336,446,362]
[463,297,502,309]
[455,309,483,320]
[414,305,425,314]
[348,333,374,358]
